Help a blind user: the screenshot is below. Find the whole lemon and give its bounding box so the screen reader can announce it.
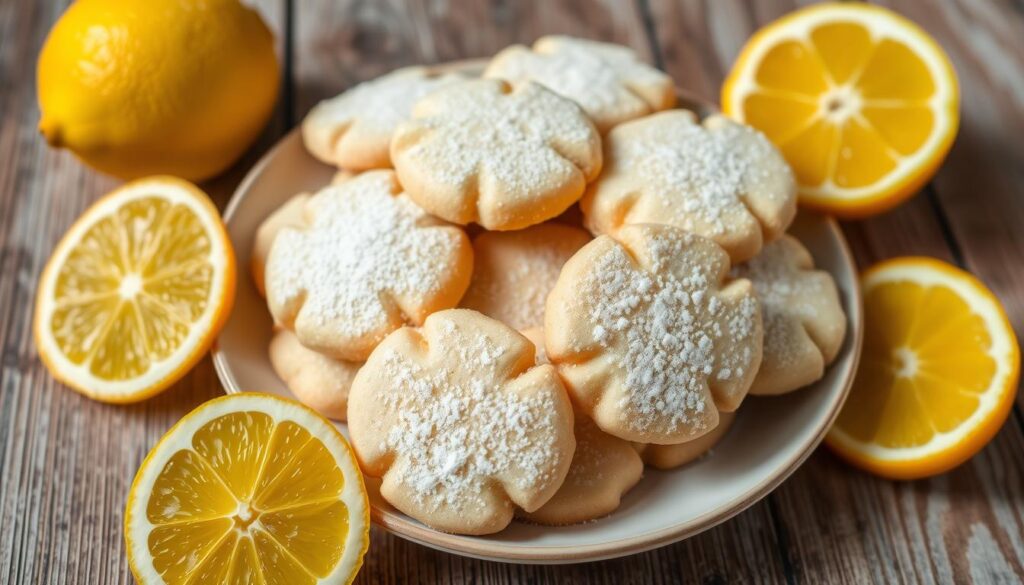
[37,0,279,181]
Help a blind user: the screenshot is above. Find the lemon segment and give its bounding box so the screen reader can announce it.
[723,3,959,217]
[126,394,370,585]
[827,258,1019,479]
[35,177,235,403]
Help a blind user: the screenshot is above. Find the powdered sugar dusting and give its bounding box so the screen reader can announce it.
[732,237,828,366]
[266,172,463,343]
[374,326,565,513]
[611,113,792,236]
[581,230,758,432]
[485,36,671,131]
[461,226,590,330]
[561,416,617,489]
[496,243,565,328]
[396,79,599,203]
[307,67,461,135]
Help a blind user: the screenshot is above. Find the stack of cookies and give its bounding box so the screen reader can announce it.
[252,36,847,535]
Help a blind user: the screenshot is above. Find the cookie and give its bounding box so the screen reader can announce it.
[348,309,575,535]
[269,328,359,420]
[251,172,353,297]
[391,79,603,231]
[516,327,643,525]
[520,327,548,363]
[635,411,736,470]
[581,110,796,263]
[460,223,591,330]
[251,194,309,297]
[302,66,463,170]
[545,224,762,444]
[485,36,675,134]
[519,412,642,525]
[264,170,473,361]
[732,235,846,395]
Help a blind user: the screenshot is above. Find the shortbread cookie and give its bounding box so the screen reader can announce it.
[331,169,355,186]
[251,194,309,297]
[635,411,736,470]
[460,223,591,330]
[520,412,642,525]
[523,327,642,524]
[485,36,675,134]
[251,172,353,296]
[521,327,548,363]
[546,224,763,444]
[269,329,359,420]
[732,235,846,395]
[265,170,473,361]
[391,79,602,230]
[302,66,463,170]
[581,110,796,263]
[348,309,575,535]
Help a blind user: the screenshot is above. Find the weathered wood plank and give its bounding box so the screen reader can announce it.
[293,1,789,582]
[294,0,657,115]
[646,0,1024,583]
[874,0,1024,412]
[3,0,1023,583]
[0,1,288,584]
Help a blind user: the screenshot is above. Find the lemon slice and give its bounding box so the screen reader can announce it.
[34,177,235,403]
[722,3,959,217]
[125,393,370,584]
[827,258,1019,479]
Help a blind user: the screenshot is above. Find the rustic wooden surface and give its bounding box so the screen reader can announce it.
[1,0,1022,583]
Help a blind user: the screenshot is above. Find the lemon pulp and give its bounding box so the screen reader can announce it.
[145,411,350,584]
[50,197,215,381]
[723,4,959,217]
[742,22,940,191]
[837,280,996,448]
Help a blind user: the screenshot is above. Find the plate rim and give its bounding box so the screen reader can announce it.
[212,76,864,564]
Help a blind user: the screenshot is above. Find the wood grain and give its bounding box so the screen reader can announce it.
[1,0,1023,583]
[879,0,1024,411]
[644,1,1024,583]
[0,1,286,584]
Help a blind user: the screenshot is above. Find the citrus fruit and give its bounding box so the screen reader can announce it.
[125,393,370,584]
[34,177,236,403]
[722,3,959,217]
[37,0,279,181]
[827,257,1019,479]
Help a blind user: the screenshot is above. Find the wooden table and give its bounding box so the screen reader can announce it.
[2,0,1023,582]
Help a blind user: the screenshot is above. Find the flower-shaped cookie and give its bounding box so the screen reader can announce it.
[264,171,473,361]
[251,173,353,297]
[582,110,796,263]
[391,79,603,231]
[460,223,591,330]
[546,224,763,444]
[302,66,464,170]
[634,411,736,470]
[269,329,360,421]
[251,194,309,297]
[518,409,642,526]
[518,328,642,525]
[732,235,846,395]
[485,36,676,133]
[348,309,575,535]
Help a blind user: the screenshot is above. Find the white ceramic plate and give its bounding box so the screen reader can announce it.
[213,89,863,564]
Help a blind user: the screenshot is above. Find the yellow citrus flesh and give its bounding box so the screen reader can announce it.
[827,258,1019,479]
[125,393,370,585]
[722,3,959,217]
[34,177,235,403]
[37,0,279,181]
